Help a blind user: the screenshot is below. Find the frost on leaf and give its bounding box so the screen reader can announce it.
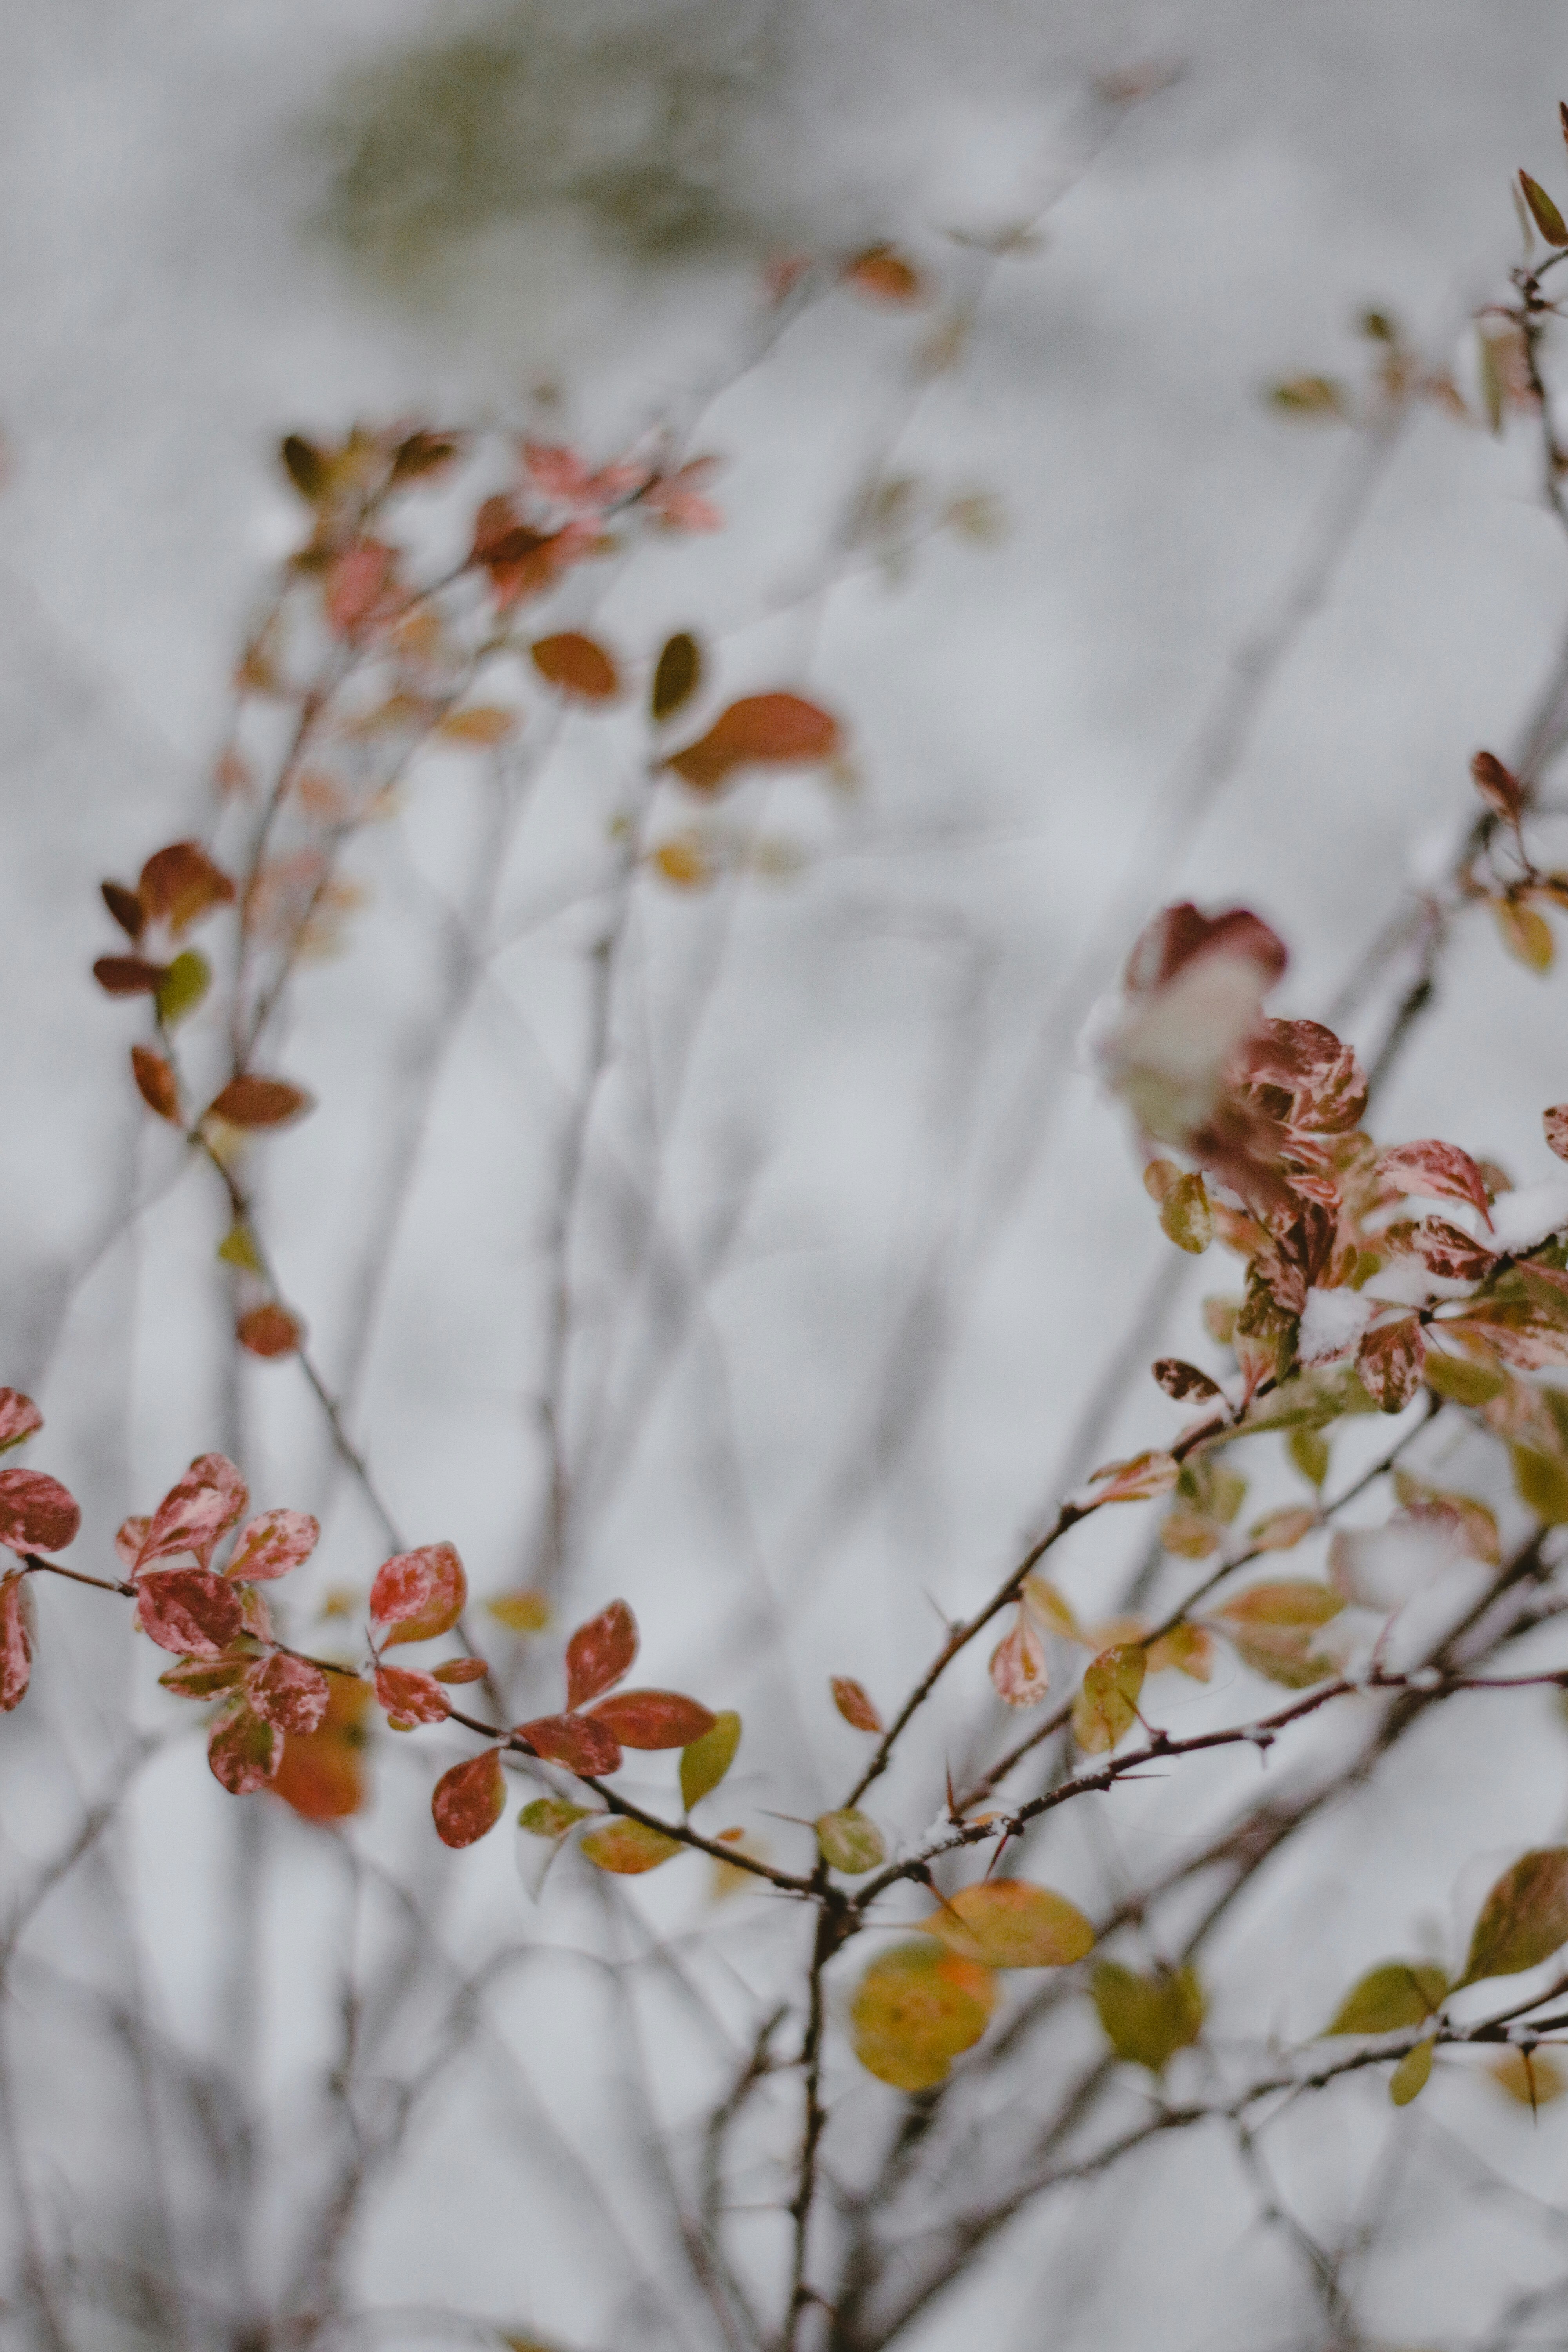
[1377,1140,1493,1225]
[136,1569,245,1659]
[579,1818,683,1874]
[0,1572,34,1710]
[227,1509,319,1583]
[664,695,840,794]
[587,1690,716,1749]
[924,1882,1095,1969]
[0,1468,80,1554]
[374,1662,450,1730]
[850,1941,996,2091]
[370,1543,467,1646]
[830,1676,884,1733]
[680,1710,741,1808]
[1093,1962,1205,2071]
[516,1712,622,1776]
[989,1610,1049,1707]
[1460,1849,1568,1985]
[137,1454,248,1570]
[1356,1316,1426,1413]
[247,1653,330,1736]
[564,1599,638,1709]
[208,1699,281,1795]
[0,1392,42,1456]
[432,1749,506,1848]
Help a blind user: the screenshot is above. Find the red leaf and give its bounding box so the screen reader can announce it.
[374,1662,450,1729]
[1545,1104,1568,1163]
[1356,1316,1427,1413]
[1151,1357,1224,1403]
[516,1711,624,1775]
[158,1650,251,1699]
[664,694,840,794]
[207,1699,281,1795]
[370,1542,468,1646]
[114,1516,149,1570]
[431,1748,506,1847]
[1379,1140,1494,1227]
[565,1599,639,1709]
[831,1675,883,1733]
[0,1572,33,1710]
[138,1454,248,1570]
[1472,750,1525,823]
[842,245,926,304]
[247,1653,330,1734]
[227,1509,319,1582]
[136,1567,245,1657]
[137,842,236,935]
[0,1468,80,1554]
[0,1392,42,1455]
[530,632,621,701]
[101,879,145,940]
[93,955,167,996]
[470,501,595,609]
[131,1046,180,1122]
[586,1690,717,1749]
[237,1303,303,1359]
[205,1076,313,1130]
[1408,1219,1497,1282]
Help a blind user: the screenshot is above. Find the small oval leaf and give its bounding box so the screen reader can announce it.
[432,1748,506,1848]
[680,1709,741,1808]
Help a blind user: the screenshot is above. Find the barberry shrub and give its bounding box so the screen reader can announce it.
[14,88,1568,2352]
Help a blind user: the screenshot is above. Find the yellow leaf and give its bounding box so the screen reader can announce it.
[1491,2047,1567,2106]
[1072,1644,1145,1753]
[922,1880,1094,1969]
[486,1589,552,1634]
[439,704,518,746]
[1493,897,1554,973]
[1093,1961,1205,2071]
[1390,2036,1434,2105]
[850,1941,996,2090]
[579,1818,684,1875]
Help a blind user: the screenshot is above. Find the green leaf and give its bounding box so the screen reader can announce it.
[1092,1960,1205,2071]
[518,1797,592,1839]
[1325,1961,1448,2036]
[216,1222,265,1274]
[651,632,702,725]
[815,1807,886,1875]
[579,1818,684,1875]
[155,948,210,1028]
[1521,170,1568,247]
[1460,1848,1568,1985]
[680,1709,741,1810]
[1511,1446,1568,1525]
[1390,2036,1435,2105]
[1287,1428,1330,1488]
[1424,1348,1506,1406]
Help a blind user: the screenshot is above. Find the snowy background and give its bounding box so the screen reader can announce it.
[6,4,1568,2348]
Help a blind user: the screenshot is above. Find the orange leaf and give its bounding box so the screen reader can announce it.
[565,1599,638,1709]
[238,1303,303,1359]
[664,694,840,794]
[586,1690,716,1749]
[131,1046,180,1122]
[530,632,621,701]
[516,1711,623,1776]
[206,1076,313,1129]
[843,246,926,305]
[830,1675,883,1733]
[137,842,236,935]
[432,1748,506,1848]
[271,1673,372,1821]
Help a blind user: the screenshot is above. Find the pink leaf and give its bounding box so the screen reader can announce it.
[564,1599,638,1710]
[1408,1219,1497,1282]
[586,1690,717,1750]
[1379,1141,1494,1228]
[1124,903,1288,997]
[1087,1450,1181,1504]
[114,1516,150,1570]
[432,1748,506,1848]
[1545,1104,1568,1163]
[137,1454,249,1570]
[370,1542,468,1646]
[374,1662,450,1729]
[830,1675,883,1733]
[135,1567,244,1658]
[1151,1358,1223,1404]
[0,1391,42,1456]
[989,1610,1049,1708]
[324,539,396,637]
[0,1572,34,1710]
[0,1468,80,1554]
[516,1711,623,1776]
[1357,1317,1427,1413]
[207,1699,281,1795]
[227,1509,319,1583]
[247,1653,330,1735]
